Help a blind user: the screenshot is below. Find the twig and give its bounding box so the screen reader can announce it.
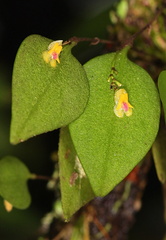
[51,224,73,240]
[92,216,112,240]
[30,174,56,181]
[121,7,164,48]
[66,7,164,50]
[67,36,115,46]
[86,206,112,240]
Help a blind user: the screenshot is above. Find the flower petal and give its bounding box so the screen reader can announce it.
[114,106,124,118]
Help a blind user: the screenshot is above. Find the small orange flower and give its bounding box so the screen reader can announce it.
[4,200,13,212]
[114,88,133,118]
[42,40,63,68]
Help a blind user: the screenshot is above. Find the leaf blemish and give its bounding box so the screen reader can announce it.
[74,156,86,179]
[69,172,79,186]
[64,149,71,159]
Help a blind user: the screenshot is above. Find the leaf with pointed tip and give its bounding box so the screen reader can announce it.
[58,127,95,220]
[0,156,31,209]
[69,47,160,196]
[10,34,89,144]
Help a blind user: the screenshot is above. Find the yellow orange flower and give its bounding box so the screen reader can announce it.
[42,40,63,68]
[4,200,13,212]
[114,88,133,118]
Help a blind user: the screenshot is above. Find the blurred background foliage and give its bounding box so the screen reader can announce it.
[0,0,166,239]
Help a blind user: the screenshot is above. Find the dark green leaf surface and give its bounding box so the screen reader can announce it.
[10,35,89,144]
[58,127,95,220]
[69,47,160,196]
[152,128,166,183]
[0,156,31,209]
[158,70,166,122]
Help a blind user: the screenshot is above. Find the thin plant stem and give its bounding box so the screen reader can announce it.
[121,7,164,48]
[30,174,56,181]
[66,7,164,50]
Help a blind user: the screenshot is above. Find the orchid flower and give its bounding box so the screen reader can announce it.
[114,88,133,118]
[42,40,63,68]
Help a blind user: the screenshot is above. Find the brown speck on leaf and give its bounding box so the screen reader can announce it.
[64,149,71,159]
[69,172,79,186]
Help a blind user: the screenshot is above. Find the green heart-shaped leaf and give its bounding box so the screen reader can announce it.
[58,127,95,220]
[10,34,89,144]
[0,156,31,209]
[69,47,160,196]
